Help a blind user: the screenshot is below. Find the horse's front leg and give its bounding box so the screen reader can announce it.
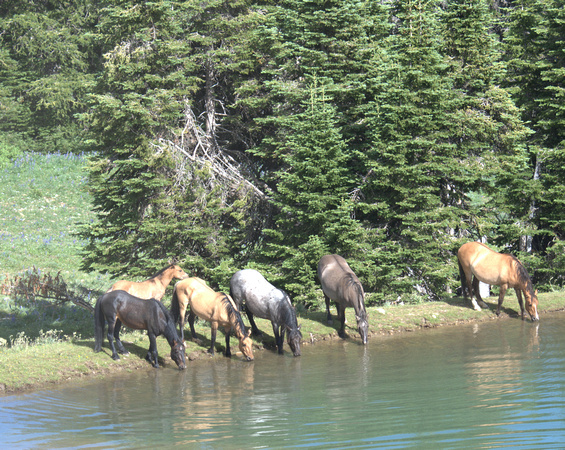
[145,333,159,368]
[515,288,525,320]
[324,294,333,324]
[208,322,218,355]
[272,322,283,354]
[496,285,508,316]
[224,326,232,358]
[338,306,346,339]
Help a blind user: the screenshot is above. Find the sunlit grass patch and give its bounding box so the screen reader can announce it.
[0,152,93,274]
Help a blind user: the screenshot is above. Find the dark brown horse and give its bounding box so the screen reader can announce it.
[94,290,186,369]
[170,277,254,360]
[457,241,539,321]
[107,264,189,301]
[318,254,369,344]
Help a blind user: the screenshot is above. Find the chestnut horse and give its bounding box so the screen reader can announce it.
[318,254,369,344]
[107,264,189,301]
[94,290,186,369]
[170,277,254,360]
[457,241,539,321]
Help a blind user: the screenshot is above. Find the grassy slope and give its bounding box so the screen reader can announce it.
[1,153,564,394]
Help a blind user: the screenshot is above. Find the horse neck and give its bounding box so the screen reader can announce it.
[155,269,174,288]
[347,278,366,317]
[278,297,299,330]
[163,318,181,346]
[223,296,247,338]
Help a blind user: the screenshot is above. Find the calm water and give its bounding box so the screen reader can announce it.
[2,313,565,449]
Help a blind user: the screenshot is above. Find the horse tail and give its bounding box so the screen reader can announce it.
[170,288,181,325]
[94,295,105,352]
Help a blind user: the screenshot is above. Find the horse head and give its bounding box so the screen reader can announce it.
[287,325,302,357]
[355,312,369,345]
[526,289,539,322]
[170,341,187,370]
[238,328,254,361]
[172,265,190,280]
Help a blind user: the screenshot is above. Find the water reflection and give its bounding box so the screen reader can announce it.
[1,314,564,449]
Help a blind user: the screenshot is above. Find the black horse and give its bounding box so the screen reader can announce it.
[94,290,186,369]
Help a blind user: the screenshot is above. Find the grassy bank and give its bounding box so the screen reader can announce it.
[2,290,564,394]
[1,153,564,394]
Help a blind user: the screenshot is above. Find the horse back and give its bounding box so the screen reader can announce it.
[230,269,281,320]
[177,277,231,325]
[101,290,163,331]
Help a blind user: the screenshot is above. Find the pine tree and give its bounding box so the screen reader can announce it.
[254,87,370,301]
[81,0,267,279]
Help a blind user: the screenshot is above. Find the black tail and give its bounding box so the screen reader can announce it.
[93,295,105,352]
[170,289,180,325]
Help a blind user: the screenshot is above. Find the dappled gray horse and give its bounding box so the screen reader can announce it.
[318,254,368,344]
[230,269,302,356]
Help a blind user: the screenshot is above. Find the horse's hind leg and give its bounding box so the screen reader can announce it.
[472,276,489,309]
[187,311,197,340]
[246,310,261,336]
[113,320,129,355]
[106,319,119,360]
[324,294,333,324]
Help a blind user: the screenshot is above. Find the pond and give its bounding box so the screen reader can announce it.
[1,313,564,448]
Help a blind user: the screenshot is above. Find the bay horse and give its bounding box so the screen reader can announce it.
[107,264,189,301]
[457,241,539,321]
[170,277,254,360]
[318,254,369,344]
[230,269,302,356]
[94,290,186,369]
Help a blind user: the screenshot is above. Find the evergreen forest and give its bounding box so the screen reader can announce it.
[1,0,564,305]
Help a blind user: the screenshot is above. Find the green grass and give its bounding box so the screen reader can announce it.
[0,152,94,274]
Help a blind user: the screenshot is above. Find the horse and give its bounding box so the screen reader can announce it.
[94,290,186,369]
[230,269,302,356]
[457,241,539,321]
[107,264,189,301]
[170,277,254,361]
[318,254,369,344]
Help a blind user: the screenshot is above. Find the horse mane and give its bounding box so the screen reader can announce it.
[512,256,535,297]
[149,264,175,279]
[344,273,366,316]
[155,299,180,338]
[280,292,300,332]
[221,294,246,334]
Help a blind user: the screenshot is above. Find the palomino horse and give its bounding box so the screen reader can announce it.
[318,254,369,344]
[170,277,254,360]
[94,290,186,369]
[230,269,302,356]
[457,241,539,321]
[107,264,189,301]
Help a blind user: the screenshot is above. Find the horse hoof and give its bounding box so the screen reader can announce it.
[112,355,120,361]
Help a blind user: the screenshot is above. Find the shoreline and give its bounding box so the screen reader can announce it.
[1,293,564,396]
